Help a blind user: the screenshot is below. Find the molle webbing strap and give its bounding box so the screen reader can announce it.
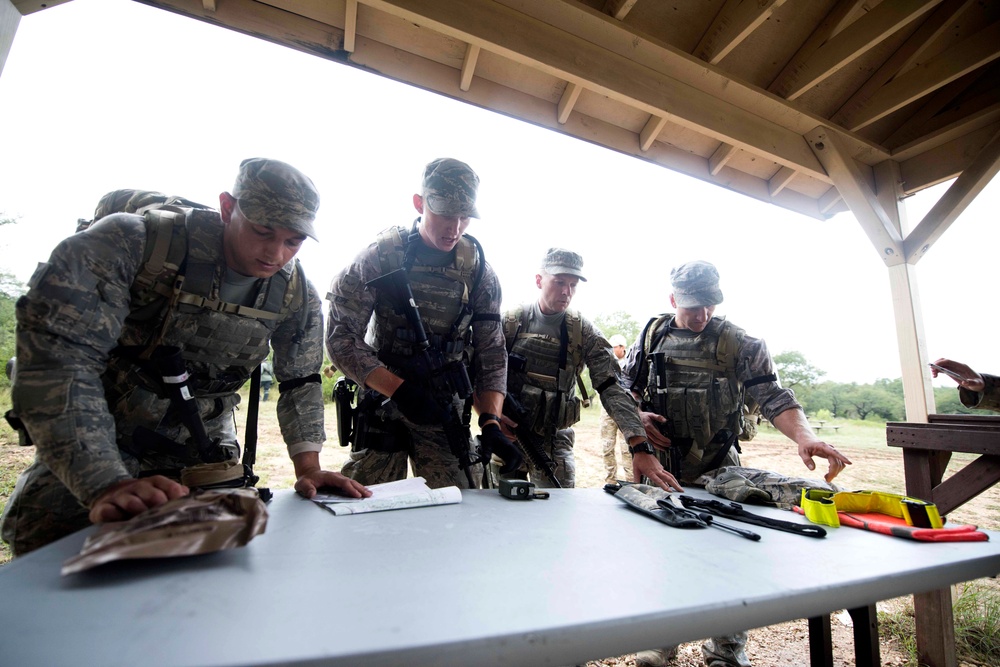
[173,289,283,321]
[471,313,500,323]
[278,373,321,393]
[136,209,181,291]
[666,357,729,373]
[244,364,261,467]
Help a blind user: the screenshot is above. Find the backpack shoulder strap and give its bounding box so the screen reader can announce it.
[629,313,671,393]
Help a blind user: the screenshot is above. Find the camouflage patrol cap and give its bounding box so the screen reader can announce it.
[670,260,723,308]
[233,158,320,241]
[422,158,480,219]
[541,247,587,281]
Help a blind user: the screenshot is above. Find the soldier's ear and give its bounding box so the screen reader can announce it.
[412,193,424,214]
[219,192,236,222]
[669,293,677,309]
[535,274,544,289]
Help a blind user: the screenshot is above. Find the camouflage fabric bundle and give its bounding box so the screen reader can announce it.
[692,466,841,508]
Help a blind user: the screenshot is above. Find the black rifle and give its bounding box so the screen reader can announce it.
[501,393,562,488]
[366,269,478,487]
[647,352,683,476]
[130,346,267,496]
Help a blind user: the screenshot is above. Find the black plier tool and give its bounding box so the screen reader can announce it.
[656,498,761,541]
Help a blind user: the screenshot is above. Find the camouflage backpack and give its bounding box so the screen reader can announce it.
[81,189,309,355]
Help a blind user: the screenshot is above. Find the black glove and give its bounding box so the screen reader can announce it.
[391,380,451,425]
[479,423,524,475]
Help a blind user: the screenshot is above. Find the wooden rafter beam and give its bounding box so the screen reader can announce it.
[903,129,1000,263]
[709,143,737,176]
[848,20,1000,131]
[557,81,581,124]
[884,74,992,151]
[694,0,787,66]
[343,0,358,52]
[602,0,637,22]
[202,0,216,10]
[769,166,797,196]
[890,97,1000,159]
[459,43,479,92]
[806,126,905,265]
[832,0,974,130]
[767,0,869,98]
[639,114,667,152]
[364,0,832,182]
[899,122,1000,193]
[779,0,941,101]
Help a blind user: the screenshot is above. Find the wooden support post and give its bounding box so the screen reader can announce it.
[1,0,21,79]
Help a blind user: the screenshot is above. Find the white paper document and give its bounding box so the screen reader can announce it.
[312,477,462,515]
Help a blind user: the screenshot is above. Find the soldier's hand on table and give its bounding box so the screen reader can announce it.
[88,476,190,523]
[392,380,451,425]
[295,470,371,499]
[479,423,524,475]
[799,441,852,483]
[631,453,683,492]
[638,410,671,448]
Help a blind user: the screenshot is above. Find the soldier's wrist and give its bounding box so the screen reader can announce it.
[478,412,501,428]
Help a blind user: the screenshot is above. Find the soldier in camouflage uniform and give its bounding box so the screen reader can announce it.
[599,334,632,484]
[623,260,852,667]
[931,357,1000,411]
[1,158,369,557]
[326,158,522,488]
[500,249,678,490]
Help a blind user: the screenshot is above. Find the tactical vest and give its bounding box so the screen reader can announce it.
[369,226,481,372]
[502,304,589,434]
[640,315,745,468]
[105,206,306,400]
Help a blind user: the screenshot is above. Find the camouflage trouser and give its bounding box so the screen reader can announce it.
[1,414,240,558]
[1,458,95,557]
[499,427,575,488]
[342,421,483,489]
[599,405,632,484]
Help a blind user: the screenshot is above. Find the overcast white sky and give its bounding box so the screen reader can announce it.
[2,0,998,385]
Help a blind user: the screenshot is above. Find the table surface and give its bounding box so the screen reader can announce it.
[2,488,999,667]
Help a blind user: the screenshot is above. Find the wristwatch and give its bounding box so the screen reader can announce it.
[628,440,655,456]
[478,412,502,428]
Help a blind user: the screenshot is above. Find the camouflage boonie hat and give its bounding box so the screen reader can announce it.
[422,158,480,219]
[541,247,587,281]
[670,260,723,308]
[233,158,320,241]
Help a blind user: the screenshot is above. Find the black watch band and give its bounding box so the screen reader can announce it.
[628,441,655,456]
[478,413,501,428]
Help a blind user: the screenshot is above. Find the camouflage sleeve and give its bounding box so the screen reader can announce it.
[272,277,325,455]
[959,373,1000,412]
[583,319,644,439]
[470,261,507,395]
[325,243,385,388]
[12,215,146,506]
[739,334,802,422]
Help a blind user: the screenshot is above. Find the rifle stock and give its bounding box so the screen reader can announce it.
[501,394,562,488]
[366,269,479,487]
[649,352,682,476]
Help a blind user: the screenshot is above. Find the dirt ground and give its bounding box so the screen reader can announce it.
[2,403,998,667]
